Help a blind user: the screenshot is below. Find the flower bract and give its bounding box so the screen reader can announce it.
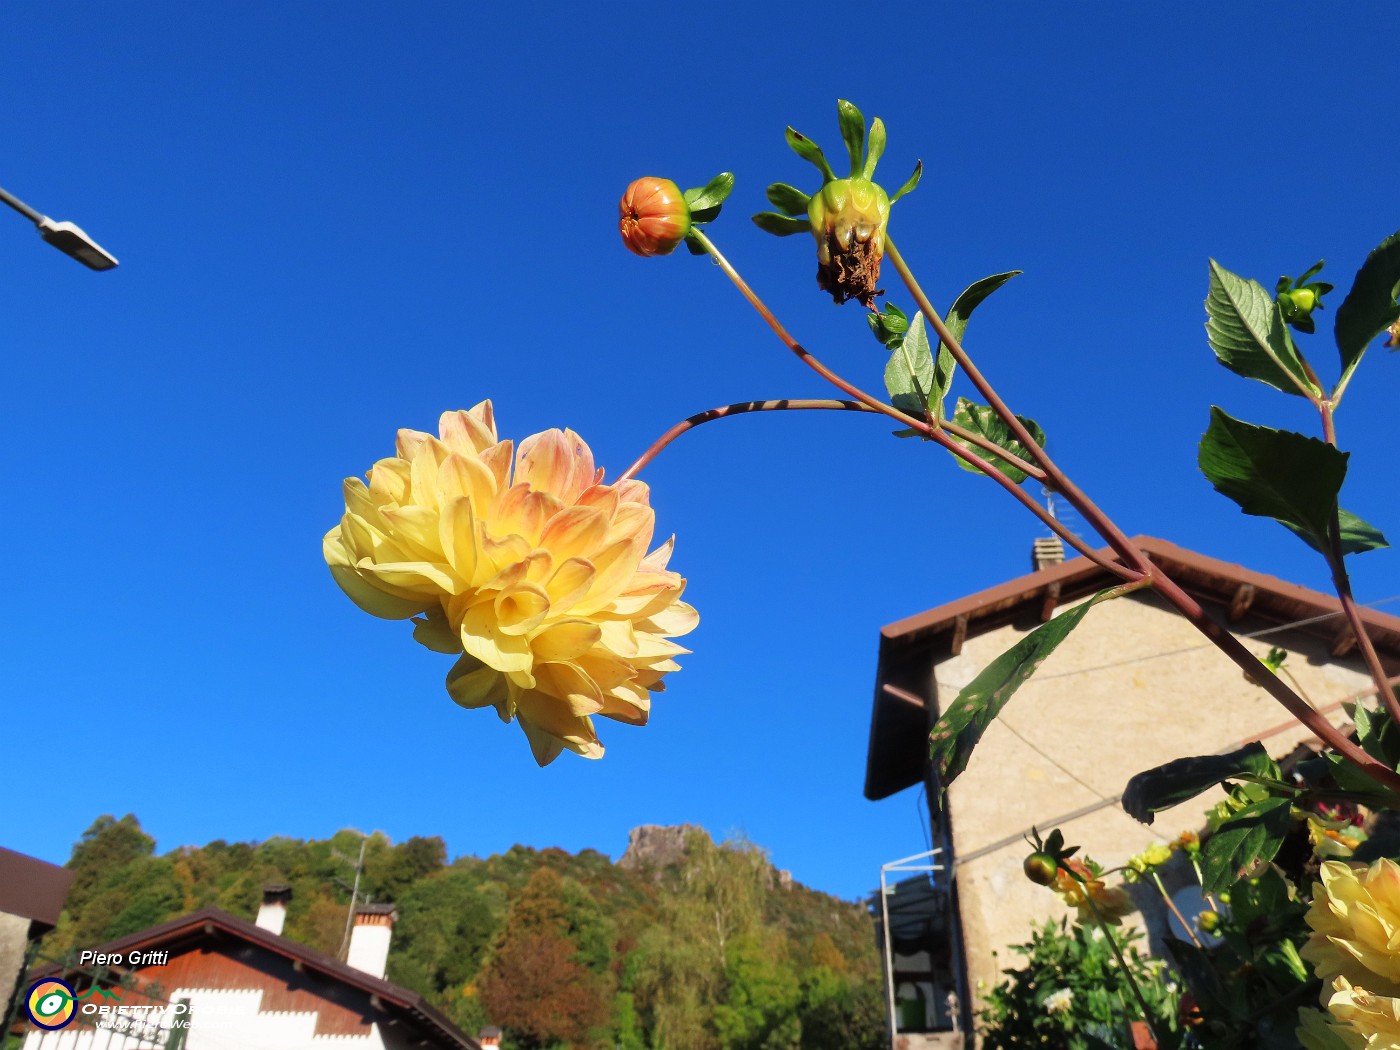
[324,401,698,765]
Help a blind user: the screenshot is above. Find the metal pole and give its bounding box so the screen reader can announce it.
[0,185,44,223]
[879,867,899,1048]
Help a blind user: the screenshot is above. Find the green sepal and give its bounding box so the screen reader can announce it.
[1199,796,1292,895]
[890,161,922,203]
[863,118,886,180]
[682,171,734,212]
[868,301,909,349]
[1198,407,1347,555]
[1121,743,1278,825]
[765,183,812,217]
[751,212,810,237]
[930,588,1119,787]
[1206,260,1320,398]
[1334,229,1400,398]
[785,127,835,182]
[683,233,707,256]
[949,398,1046,484]
[836,99,866,178]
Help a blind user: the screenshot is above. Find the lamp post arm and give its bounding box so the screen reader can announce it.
[0,184,46,224]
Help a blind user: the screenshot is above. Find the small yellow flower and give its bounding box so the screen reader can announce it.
[324,401,698,765]
[1325,977,1400,1050]
[1052,859,1135,925]
[1302,859,1400,999]
[1128,842,1174,873]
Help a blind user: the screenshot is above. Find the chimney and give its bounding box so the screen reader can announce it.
[346,904,396,979]
[477,1027,502,1049]
[1031,536,1065,572]
[255,884,292,936]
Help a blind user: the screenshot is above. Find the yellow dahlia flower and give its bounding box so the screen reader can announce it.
[323,401,697,765]
[1325,978,1400,1050]
[1302,859,1400,998]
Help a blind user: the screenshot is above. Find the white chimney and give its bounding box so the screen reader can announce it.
[346,904,396,979]
[255,885,292,936]
[1032,536,1065,572]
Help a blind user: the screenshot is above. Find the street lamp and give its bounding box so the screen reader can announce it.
[0,183,118,271]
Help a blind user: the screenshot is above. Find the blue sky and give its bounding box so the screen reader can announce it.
[3,3,1398,902]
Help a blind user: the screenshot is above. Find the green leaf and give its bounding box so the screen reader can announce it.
[949,398,1046,484]
[1354,701,1400,767]
[765,183,811,217]
[1121,743,1278,825]
[883,312,941,421]
[836,99,865,177]
[785,127,835,182]
[1200,796,1291,895]
[1334,230,1400,398]
[750,212,810,237]
[1198,406,1347,553]
[1205,260,1320,398]
[889,160,922,203]
[682,171,734,212]
[1280,507,1389,557]
[944,272,1022,345]
[863,117,886,180]
[930,589,1117,786]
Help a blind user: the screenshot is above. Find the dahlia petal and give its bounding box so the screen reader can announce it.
[598,620,639,658]
[546,557,596,610]
[446,653,509,709]
[367,459,410,504]
[520,719,567,766]
[575,650,636,692]
[515,429,575,497]
[574,484,621,518]
[395,427,433,460]
[409,441,442,511]
[532,620,603,663]
[380,506,447,562]
[642,600,699,637]
[640,535,675,571]
[561,429,595,500]
[599,684,650,726]
[413,606,464,654]
[439,498,480,581]
[439,402,498,456]
[615,479,651,505]
[608,502,656,550]
[494,583,551,636]
[437,452,498,510]
[579,537,648,607]
[539,506,609,562]
[479,532,531,575]
[461,601,534,675]
[327,563,436,620]
[366,559,461,595]
[480,440,514,491]
[494,486,562,546]
[533,662,605,714]
[516,691,604,760]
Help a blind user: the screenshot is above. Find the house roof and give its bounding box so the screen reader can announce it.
[35,907,480,1050]
[865,535,1400,801]
[0,847,74,932]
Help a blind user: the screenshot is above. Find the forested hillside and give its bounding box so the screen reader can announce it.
[38,816,885,1049]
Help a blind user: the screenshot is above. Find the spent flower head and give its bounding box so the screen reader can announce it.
[752,99,922,307]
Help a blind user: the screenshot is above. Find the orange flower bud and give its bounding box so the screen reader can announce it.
[619,178,691,257]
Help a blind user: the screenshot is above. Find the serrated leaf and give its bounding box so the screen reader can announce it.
[1279,507,1389,557]
[930,589,1116,786]
[1200,796,1291,895]
[765,182,811,217]
[1334,230,1400,398]
[950,398,1046,484]
[785,127,835,182]
[890,160,922,203]
[863,117,886,180]
[884,312,941,421]
[1198,407,1347,553]
[836,99,865,177]
[751,212,810,237]
[683,171,734,212]
[1121,743,1277,825]
[1206,260,1320,398]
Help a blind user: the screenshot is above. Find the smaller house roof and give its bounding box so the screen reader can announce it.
[865,536,1400,801]
[0,847,74,932]
[35,907,480,1050]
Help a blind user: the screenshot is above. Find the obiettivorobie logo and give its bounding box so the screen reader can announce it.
[25,979,123,1029]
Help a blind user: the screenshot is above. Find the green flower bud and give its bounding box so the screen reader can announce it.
[1023,852,1058,886]
[1197,910,1222,934]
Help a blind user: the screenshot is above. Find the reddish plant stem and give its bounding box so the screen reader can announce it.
[887,236,1400,792]
[688,230,1046,480]
[618,399,868,481]
[1317,402,1400,727]
[685,232,1137,579]
[886,237,1153,578]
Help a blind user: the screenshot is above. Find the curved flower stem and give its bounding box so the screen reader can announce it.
[617,399,869,481]
[885,237,1152,577]
[1317,402,1400,728]
[1083,894,1159,1047]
